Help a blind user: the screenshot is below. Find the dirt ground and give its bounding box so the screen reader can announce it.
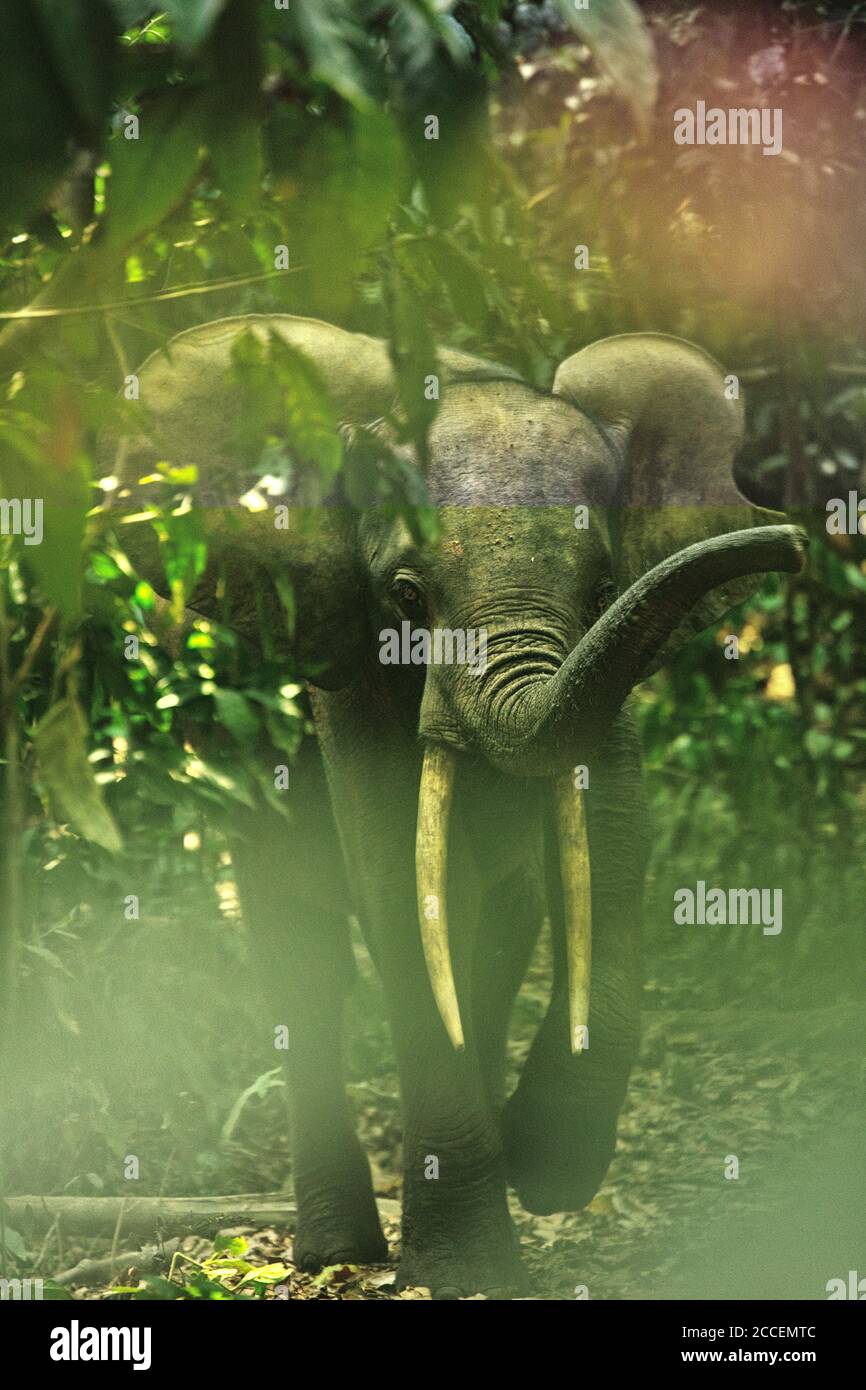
[54,984,862,1301]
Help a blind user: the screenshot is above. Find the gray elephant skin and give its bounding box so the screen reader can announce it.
[108,314,805,1298]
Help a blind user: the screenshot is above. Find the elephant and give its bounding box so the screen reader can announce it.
[106,314,805,1298]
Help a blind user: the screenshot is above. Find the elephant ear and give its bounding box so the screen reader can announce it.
[109,313,504,688]
[553,332,777,670]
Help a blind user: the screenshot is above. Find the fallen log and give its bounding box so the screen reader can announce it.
[3,1194,299,1240]
[55,1238,181,1287]
[3,1193,400,1242]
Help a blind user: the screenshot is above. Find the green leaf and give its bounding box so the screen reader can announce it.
[104,88,204,250]
[0,410,91,618]
[385,266,440,466]
[40,1280,75,1301]
[205,0,263,210]
[213,688,261,745]
[32,0,118,134]
[109,1,155,24]
[830,609,854,634]
[804,728,832,760]
[290,0,377,109]
[273,572,296,645]
[844,562,866,595]
[0,0,79,229]
[221,1069,284,1141]
[230,331,343,500]
[554,0,658,135]
[386,1,487,222]
[34,698,124,854]
[237,1262,293,1287]
[209,118,261,211]
[162,0,231,48]
[23,942,73,977]
[157,463,199,486]
[133,579,156,610]
[417,237,490,335]
[213,1234,248,1256]
[89,551,123,581]
[266,105,404,315]
[388,0,474,76]
[0,1227,28,1260]
[159,507,208,621]
[312,1262,360,1289]
[271,336,342,493]
[131,1275,186,1300]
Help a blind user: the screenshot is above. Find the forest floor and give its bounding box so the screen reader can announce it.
[47,933,863,1302]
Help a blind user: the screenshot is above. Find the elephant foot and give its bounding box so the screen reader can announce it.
[395,1240,528,1300]
[292,1202,389,1272]
[503,995,636,1215]
[503,1088,620,1216]
[395,1191,527,1299]
[291,1147,389,1271]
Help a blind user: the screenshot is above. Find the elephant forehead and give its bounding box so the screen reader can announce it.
[426,383,619,508]
[432,505,609,590]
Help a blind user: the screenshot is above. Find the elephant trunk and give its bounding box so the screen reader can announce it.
[477,525,806,775]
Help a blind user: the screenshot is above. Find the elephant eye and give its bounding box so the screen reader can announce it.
[593,578,616,617]
[391,577,425,618]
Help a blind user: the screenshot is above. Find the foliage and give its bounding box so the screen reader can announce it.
[113,1234,294,1299]
[0,0,864,1273]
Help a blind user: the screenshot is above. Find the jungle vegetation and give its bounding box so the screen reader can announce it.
[0,0,864,1299]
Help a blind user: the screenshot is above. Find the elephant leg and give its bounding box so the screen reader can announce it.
[229,735,387,1270]
[471,868,544,1110]
[388,986,528,1299]
[503,712,648,1214]
[312,687,527,1298]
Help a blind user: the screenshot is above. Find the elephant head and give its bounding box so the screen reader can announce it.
[109,315,806,1056]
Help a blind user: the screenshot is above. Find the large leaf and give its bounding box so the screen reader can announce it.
[205,0,262,210]
[103,88,204,250]
[388,0,474,77]
[159,506,208,623]
[109,1,159,24]
[386,2,488,222]
[261,332,343,498]
[554,0,658,135]
[162,0,231,49]
[213,688,261,746]
[230,328,343,495]
[0,0,78,230]
[385,267,440,467]
[342,427,437,546]
[32,0,118,133]
[266,105,404,315]
[0,399,91,618]
[289,0,378,109]
[0,1,116,228]
[34,698,123,854]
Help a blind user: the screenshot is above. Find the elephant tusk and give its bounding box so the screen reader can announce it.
[416,743,465,1051]
[553,774,592,1055]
